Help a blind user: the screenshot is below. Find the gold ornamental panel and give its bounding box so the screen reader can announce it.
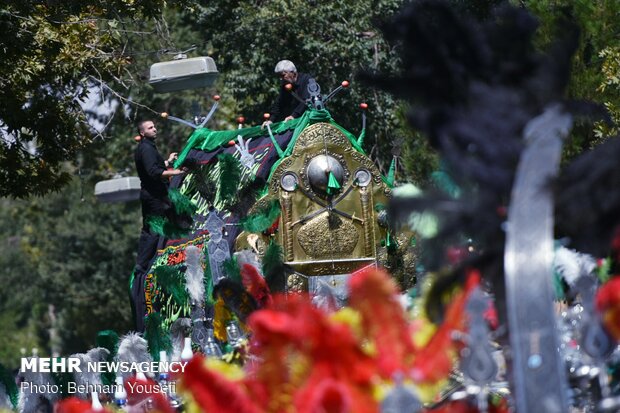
[296,212,359,259]
[287,258,376,277]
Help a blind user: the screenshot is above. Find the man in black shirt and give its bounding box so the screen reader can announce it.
[263,60,314,127]
[132,119,185,331]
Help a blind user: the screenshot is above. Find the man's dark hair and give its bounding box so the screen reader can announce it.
[137,119,153,135]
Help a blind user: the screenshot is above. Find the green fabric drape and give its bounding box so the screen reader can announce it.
[175,117,302,168]
[174,109,366,168]
[172,108,398,192]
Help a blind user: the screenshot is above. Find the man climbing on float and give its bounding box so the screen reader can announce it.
[132,119,185,332]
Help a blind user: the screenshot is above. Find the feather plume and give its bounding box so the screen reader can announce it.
[239,199,281,233]
[348,268,415,377]
[153,265,188,306]
[144,312,172,362]
[115,333,152,380]
[228,177,268,218]
[70,348,110,399]
[359,0,586,307]
[554,138,620,258]
[553,246,597,289]
[235,249,263,271]
[411,271,480,384]
[184,246,205,305]
[146,216,190,239]
[56,397,115,413]
[181,355,262,413]
[169,317,192,361]
[95,330,119,386]
[0,363,17,410]
[596,276,620,340]
[183,158,217,202]
[124,376,175,413]
[17,358,59,413]
[95,330,119,356]
[223,257,242,285]
[214,278,258,323]
[262,241,287,293]
[217,153,242,204]
[241,263,273,308]
[213,296,234,342]
[168,188,197,216]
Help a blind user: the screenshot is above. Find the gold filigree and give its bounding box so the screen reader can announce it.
[293,123,350,151]
[296,212,359,258]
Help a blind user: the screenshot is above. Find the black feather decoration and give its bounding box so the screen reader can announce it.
[359,0,591,320]
[213,278,258,323]
[228,177,268,218]
[262,241,287,293]
[217,153,242,204]
[554,137,620,258]
[182,158,217,202]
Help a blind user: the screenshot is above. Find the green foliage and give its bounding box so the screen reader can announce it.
[0,0,181,197]
[0,180,137,358]
[516,0,620,157]
[192,0,412,173]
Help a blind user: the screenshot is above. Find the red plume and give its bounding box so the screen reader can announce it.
[241,263,273,308]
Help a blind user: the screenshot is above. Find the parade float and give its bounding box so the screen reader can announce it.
[3,1,620,413]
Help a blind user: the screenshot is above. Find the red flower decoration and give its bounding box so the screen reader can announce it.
[596,276,620,340]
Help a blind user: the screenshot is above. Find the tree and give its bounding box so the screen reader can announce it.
[0,0,184,197]
[189,0,432,177]
[0,180,139,361]
[516,0,620,157]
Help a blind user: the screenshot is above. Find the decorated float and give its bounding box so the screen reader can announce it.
[4,2,620,413]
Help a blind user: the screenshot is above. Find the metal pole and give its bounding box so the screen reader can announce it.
[504,104,572,412]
